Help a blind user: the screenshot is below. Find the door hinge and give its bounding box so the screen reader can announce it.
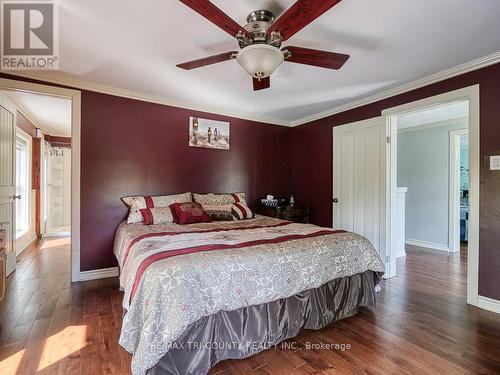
[385,256,391,263]
[386,136,391,144]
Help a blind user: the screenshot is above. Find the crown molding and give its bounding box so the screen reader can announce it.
[2,71,291,127]
[290,50,500,126]
[3,50,499,128]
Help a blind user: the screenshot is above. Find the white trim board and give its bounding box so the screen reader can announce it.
[6,51,500,128]
[477,296,500,315]
[42,232,71,238]
[405,239,450,253]
[382,85,480,309]
[79,267,119,281]
[0,77,82,282]
[15,233,37,256]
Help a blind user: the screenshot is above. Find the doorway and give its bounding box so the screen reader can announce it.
[43,140,72,237]
[449,129,469,255]
[395,101,468,254]
[0,78,81,282]
[383,85,480,307]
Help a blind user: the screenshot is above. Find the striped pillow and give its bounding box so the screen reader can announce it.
[193,192,247,221]
[140,207,175,225]
[193,192,247,206]
[122,192,192,224]
[231,203,254,220]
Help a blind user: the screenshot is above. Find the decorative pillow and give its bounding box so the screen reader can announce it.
[193,193,247,221]
[193,192,247,206]
[202,204,234,221]
[231,203,255,220]
[122,192,192,224]
[169,202,212,225]
[140,207,177,225]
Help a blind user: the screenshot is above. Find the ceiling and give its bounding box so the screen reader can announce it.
[4,90,72,137]
[397,101,468,129]
[13,0,500,125]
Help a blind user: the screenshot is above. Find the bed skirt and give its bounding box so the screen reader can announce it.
[146,270,381,375]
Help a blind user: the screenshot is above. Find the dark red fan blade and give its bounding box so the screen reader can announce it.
[253,77,270,91]
[283,46,349,70]
[179,0,250,38]
[177,51,237,70]
[268,0,342,41]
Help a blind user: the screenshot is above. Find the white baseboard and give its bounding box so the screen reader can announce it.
[42,231,71,238]
[6,252,16,276]
[405,238,450,252]
[477,296,500,315]
[79,267,119,281]
[15,234,37,256]
[396,249,406,258]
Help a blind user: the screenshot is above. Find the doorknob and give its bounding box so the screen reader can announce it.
[332,198,339,203]
[13,195,21,200]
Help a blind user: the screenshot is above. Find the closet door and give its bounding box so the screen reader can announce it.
[332,117,389,274]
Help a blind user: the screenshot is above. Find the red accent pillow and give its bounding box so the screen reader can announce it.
[170,202,212,225]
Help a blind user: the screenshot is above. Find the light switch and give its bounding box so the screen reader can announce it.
[490,156,500,171]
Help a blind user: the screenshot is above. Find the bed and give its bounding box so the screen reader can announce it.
[114,215,384,375]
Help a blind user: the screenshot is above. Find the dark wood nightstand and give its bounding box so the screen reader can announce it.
[255,205,311,223]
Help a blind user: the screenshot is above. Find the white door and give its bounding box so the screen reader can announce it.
[0,93,17,276]
[333,117,392,277]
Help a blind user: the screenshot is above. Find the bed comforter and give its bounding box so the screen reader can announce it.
[113,216,385,375]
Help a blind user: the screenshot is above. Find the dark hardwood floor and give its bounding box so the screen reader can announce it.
[1,238,499,374]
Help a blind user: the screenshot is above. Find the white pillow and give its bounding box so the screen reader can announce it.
[122,192,192,224]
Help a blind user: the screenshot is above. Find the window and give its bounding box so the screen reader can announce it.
[15,135,31,238]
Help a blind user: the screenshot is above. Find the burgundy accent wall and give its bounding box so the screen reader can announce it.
[81,91,291,271]
[1,73,291,272]
[290,62,500,300]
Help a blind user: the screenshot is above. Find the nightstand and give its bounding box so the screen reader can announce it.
[255,205,311,223]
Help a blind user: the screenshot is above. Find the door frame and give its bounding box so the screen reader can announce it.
[449,128,469,253]
[382,85,480,307]
[0,77,82,282]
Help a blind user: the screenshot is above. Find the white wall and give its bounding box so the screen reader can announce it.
[398,118,467,248]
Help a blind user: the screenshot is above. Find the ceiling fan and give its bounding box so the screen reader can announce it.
[177,0,350,91]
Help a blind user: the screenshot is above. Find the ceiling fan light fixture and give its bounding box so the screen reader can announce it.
[236,44,284,80]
